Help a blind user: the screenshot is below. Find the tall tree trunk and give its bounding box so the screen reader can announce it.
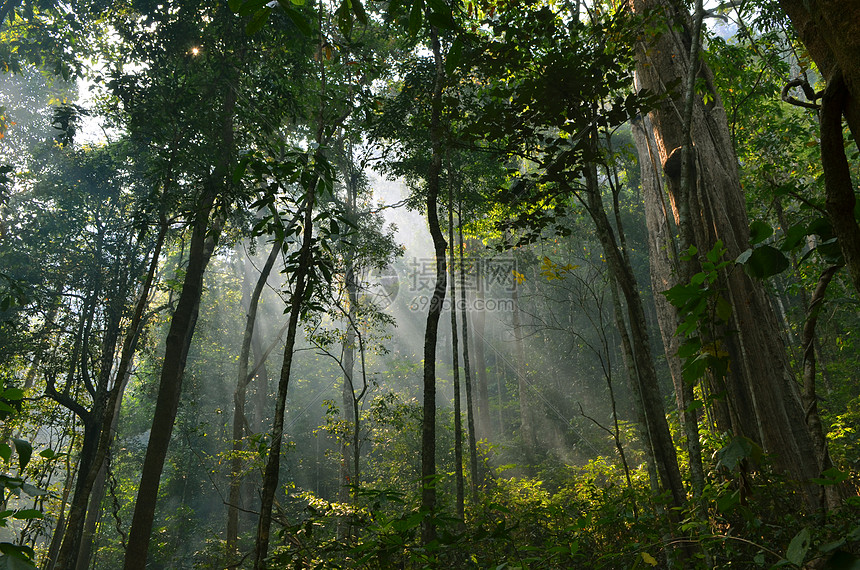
[802,265,843,510]
[511,277,534,464]
[54,219,167,570]
[447,184,465,521]
[575,143,686,512]
[253,170,319,569]
[458,216,480,505]
[227,237,282,556]
[629,0,824,508]
[421,23,447,545]
[74,222,168,570]
[122,192,222,570]
[610,277,660,497]
[471,254,492,440]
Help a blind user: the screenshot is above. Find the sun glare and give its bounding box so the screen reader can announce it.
[190,46,200,56]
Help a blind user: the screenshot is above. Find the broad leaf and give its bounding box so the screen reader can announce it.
[11,439,30,472]
[749,220,773,245]
[737,245,789,279]
[785,528,810,566]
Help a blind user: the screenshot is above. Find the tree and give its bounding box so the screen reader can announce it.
[628,0,825,508]
[776,0,860,296]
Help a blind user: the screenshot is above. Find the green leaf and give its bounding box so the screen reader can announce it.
[408,0,424,36]
[715,435,762,471]
[236,0,269,16]
[277,2,313,35]
[780,223,808,252]
[351,0,367,23]
[227,0,243,12]
[738,245,789,279]
[749,220,773,245]
[0,542,36,569]
[338,2,353,36]
[785,528,810,566]
[1,388,23,401]
[11,509,41,520]
[663,282,700,309]
[11,439,30,471]
[716,489,740,513]
[808,216,835,241]
[715,295,732,322]
[245,7,272,35]
[0,444,10,464]
[445,37,463,75]
[811,467,849,485]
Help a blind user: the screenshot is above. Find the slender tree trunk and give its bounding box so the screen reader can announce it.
[253,172,318,569]
[629,0,823,508]
[511,278,533,464]
[458,216,479,505]
[227,237,282,556]
[610,277,660,497]
[340,259,357,519]
[122,194,222,570]
[421,24,447,545]
[576,145,686,512]
[471,253,492,440]
[802,265,843,510]
[447,183,465,521]
[55,220,167,570]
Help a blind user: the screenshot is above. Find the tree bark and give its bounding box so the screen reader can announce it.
[802,264,842,510]
[420,23,447,545]
[122,193,222,570]
[629,0,823,508]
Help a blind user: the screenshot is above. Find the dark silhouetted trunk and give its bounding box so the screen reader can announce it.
[122,192,222,570]
[575,127,686,512]
[253,170,319,569]
[458,217,480,504]
[421,24,447,545]
[447,183,465,521]
[227,238,282,557]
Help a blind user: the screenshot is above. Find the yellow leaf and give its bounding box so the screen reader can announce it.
[641,552,658,566]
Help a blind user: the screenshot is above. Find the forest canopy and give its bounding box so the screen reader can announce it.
[1,0,860,568]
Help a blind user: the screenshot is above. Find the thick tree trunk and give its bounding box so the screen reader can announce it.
[420,24,447,545]
[629,0,823,507]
